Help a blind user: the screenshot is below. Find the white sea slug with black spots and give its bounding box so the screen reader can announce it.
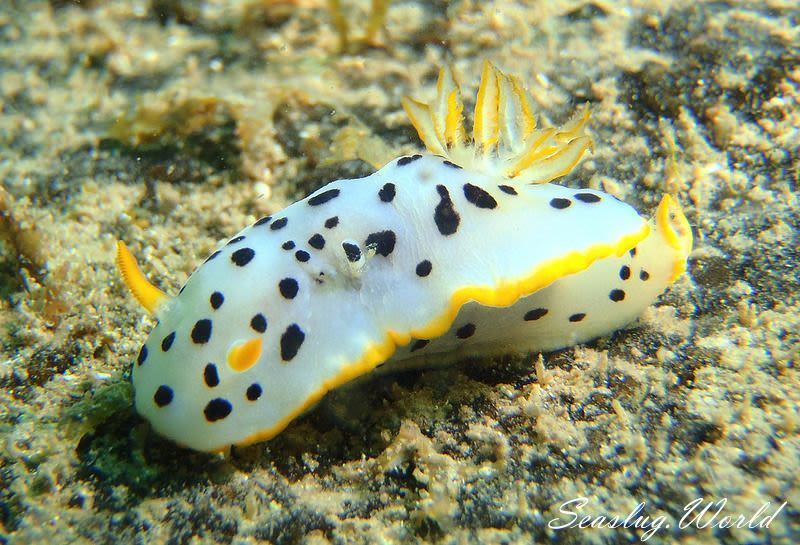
[117,61,693,452]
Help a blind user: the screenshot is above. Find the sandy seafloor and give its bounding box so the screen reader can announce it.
[0,0,798,544]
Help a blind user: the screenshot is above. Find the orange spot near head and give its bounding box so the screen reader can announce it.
[227,338,263,372]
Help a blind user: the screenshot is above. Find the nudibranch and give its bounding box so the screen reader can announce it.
[117,61,692,452]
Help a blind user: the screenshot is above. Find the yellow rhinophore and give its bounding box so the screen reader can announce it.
[116,241,169,315]
[655,195,693,282]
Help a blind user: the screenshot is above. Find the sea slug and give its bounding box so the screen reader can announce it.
[117,61,692,452]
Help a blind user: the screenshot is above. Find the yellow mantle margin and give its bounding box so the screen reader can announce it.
[225,223,651,453]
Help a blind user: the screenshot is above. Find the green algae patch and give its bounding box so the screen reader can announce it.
[63,380,134,441]
[65,380,208,496]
